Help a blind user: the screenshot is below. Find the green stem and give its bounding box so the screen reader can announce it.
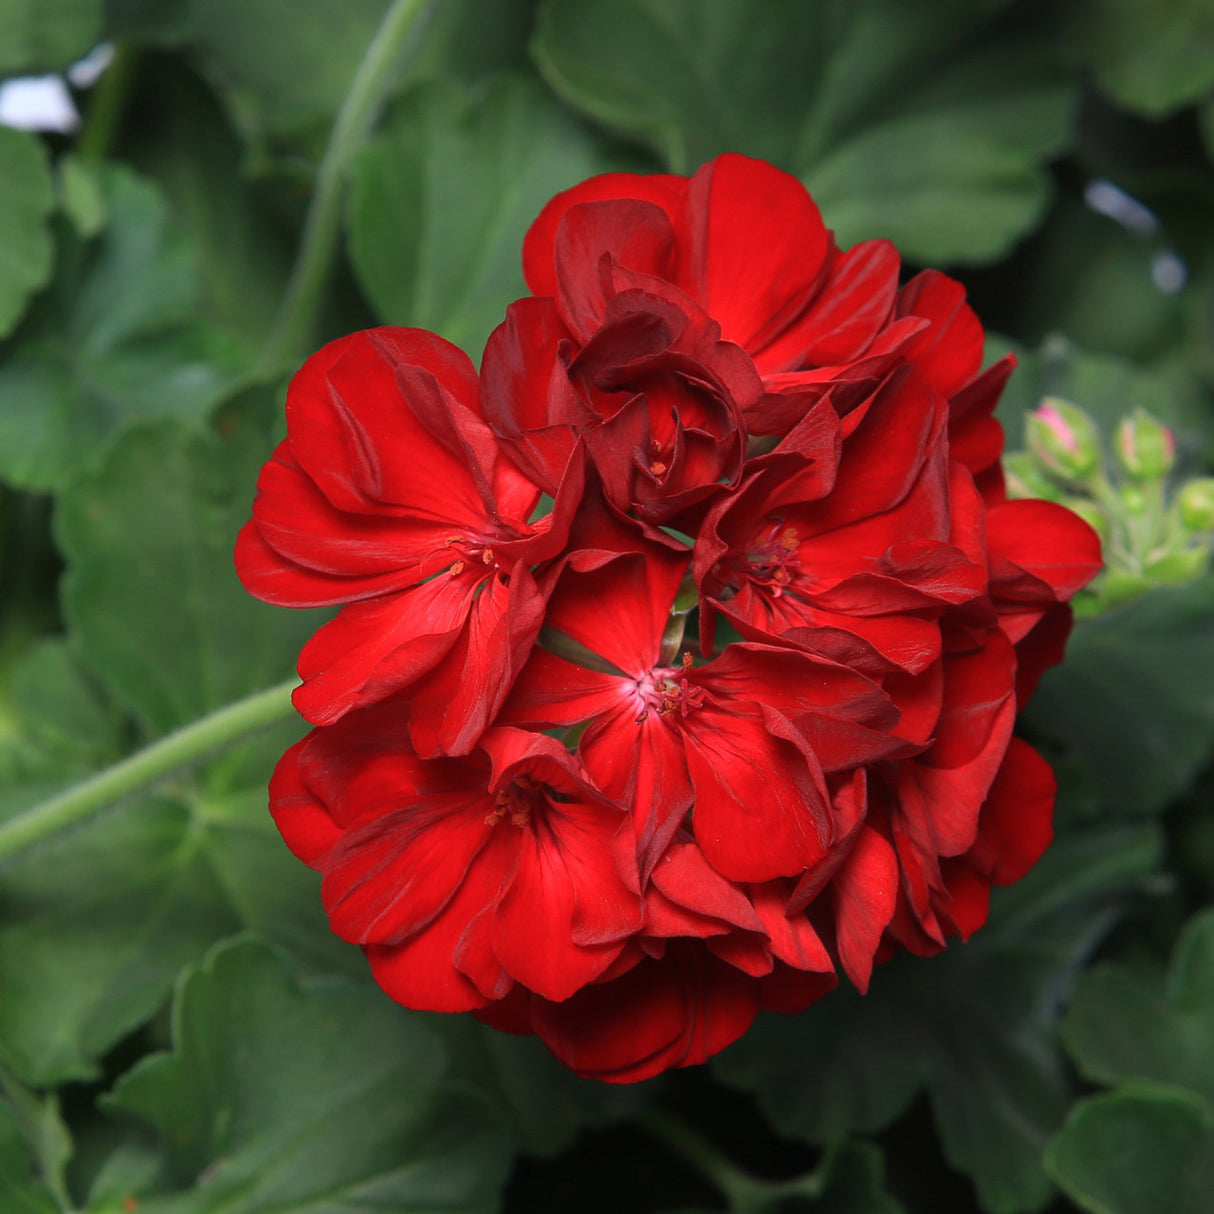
[0,679,299,865]
[639,1112,771,1213]
[256,0,435,378]
[75,45,137,164]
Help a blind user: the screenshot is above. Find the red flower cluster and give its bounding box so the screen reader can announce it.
[237,154,1101,1082]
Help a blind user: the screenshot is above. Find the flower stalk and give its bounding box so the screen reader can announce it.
[0,678,299,865]
[256,0,436,378]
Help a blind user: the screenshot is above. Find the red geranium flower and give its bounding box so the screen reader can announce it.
[237,153,1103,1084]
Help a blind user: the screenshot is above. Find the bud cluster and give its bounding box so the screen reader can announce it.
[1011,398,1214,611]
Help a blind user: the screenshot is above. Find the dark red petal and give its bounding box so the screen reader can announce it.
[319,791,496,947]
[964,736,1056,886]
[288,328,486,519]
[267,735,343,867]
[749,881,834,973]
[239,453,429,604]
[530,945,760,1083]
[523,171,688,298]
[1013,604,1073,706]
[650,840,764,933]
[830,824,899,994]
[490,814,630,1002]
[758,963,838,1013]
[552,199,680,342]
[480,297,580,494]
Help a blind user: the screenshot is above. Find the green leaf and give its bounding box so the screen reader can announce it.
[0,1072,73,1212]
[0,790,238,1087]
[104,936,513,1214]
[1077,0,1214,119]
[55,401,318,738]
[1064,908,1214,1106]
[0,1101,57,1214]
[0,740,359,1088]
[0,423,351,1083]
[102,0,194,43]
[430,1014,645,1157]
[803,45,1071,263]
[1046,1086,1214,1214]
[122,61,293,350]
[1027,577,1214,816]
[187,0,399,143]
[0,0,101,75]
[0,129,54,341]
[0,166,242,492]
[531,0,1072,263]
[715,826,1162,1214]
[346,74,620,360]
[405,0,538,82]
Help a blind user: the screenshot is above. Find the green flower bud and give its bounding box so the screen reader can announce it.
[1120,484,1147,516]
[1002,451,1063,501]
[1178,478,1214,532]
[1115,408,1176,481]
[1026,398,1101,482]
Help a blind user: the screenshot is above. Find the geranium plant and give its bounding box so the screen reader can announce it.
[1,2,1212,1212]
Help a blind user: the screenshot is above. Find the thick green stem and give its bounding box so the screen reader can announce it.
[256,0,435,377]
[0,679,299,865]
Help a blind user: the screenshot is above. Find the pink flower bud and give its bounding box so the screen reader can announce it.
[1026,398,1100,481]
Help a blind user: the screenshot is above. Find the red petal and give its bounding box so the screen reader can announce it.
[267,735,343,866]
[896,270,985,398]
[523,171,688,298]
[530,945,760,1082]
[986,499,1104,604]
[762,239,900,372]
[682,707,833,882]
[830,824,899,994]
[683,154,831,367]
[292,573,477,725]
[964,736,1056,886]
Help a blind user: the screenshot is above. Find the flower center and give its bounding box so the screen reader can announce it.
[484,773,544,828]
[439,533,500,578]
[633,652,705,723]
[715,516,801,597]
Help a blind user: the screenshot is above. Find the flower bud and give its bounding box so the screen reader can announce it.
[1120,484,1146,516]
[1178,478,1214,532]
[1115,408,1175,481]
[1026,398,1101,482]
